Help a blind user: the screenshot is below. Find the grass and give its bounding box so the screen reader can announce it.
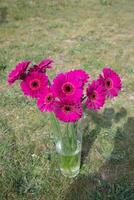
[0,0,134,199]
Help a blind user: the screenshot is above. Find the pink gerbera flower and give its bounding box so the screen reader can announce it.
[85,79,106,111]
[37,87,55,112]
[38,58,53,71]
[20,71,48,98]
[67,69,89,88]
[51,71,84,101]
[7,60,31,85]
[99,67,122,98]
[54,98,83,122]
[29,59,53,73]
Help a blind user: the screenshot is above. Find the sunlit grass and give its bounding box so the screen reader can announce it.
[0,0,134,199]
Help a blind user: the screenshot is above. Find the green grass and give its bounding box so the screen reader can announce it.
[0,0,134,199]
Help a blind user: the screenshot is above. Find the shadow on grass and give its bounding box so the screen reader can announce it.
[81,107,127,165]
[0,7,8,24]
[64,107,134,200]
[100,116,134,182]
[64,173,134,200]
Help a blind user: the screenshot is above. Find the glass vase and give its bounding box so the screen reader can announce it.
[50,113,83,178]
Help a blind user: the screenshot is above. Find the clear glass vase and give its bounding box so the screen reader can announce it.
[50,113,83,178]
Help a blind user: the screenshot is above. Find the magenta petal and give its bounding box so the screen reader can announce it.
[37,87,55,112]
[85,79,106,111]
[99,67,122,98]
[20,71,48,98]
[67,69,90,88]
[51,70,84,101]
[38,59,53,70]
[28,59,54,73]
[7,60,31,85]
[54,98,83,122]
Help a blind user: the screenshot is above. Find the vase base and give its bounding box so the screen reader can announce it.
[60,167,80,178]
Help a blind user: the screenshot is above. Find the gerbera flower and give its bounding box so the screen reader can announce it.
[38,58,53,71]
[54,98,83,122]
[20,71,48,98]
[37,87,55,112]
[51,71,84,101]
[85,79,106,111]
[8,60,31,85]
[29,59,53,73]
[99,67,122,98]
[67,69,89,88]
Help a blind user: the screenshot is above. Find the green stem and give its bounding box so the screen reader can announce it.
[49,112,61,142]
[70,123,77,151]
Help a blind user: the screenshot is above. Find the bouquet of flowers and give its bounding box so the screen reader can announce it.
[7,58,122,177]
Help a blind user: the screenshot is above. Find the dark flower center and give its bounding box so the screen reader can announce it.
[45,94,53,104]
[62,82,74,95]
[89,91,97,100]
[63,105,72,112]
[105,79,112,89]
[30,79,40,90]
[32,82,38,87]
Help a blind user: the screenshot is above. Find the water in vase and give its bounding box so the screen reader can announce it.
[56,140,81,178]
